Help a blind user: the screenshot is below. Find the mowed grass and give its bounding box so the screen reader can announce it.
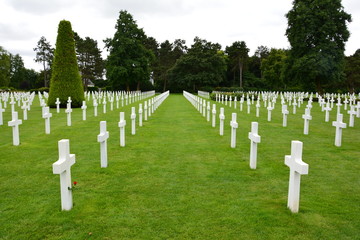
[0,93,359,240]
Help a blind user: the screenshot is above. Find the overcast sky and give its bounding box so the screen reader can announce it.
[0,0,359,71]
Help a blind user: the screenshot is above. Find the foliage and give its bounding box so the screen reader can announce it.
[153,39,187,92]
[74,32,104,91]
[168,37,227,93]
[344,49,360,93]
[48,20,84,108]
[9,54,26,89]
[261,48,288,90]
[0,46,11,87]
[104,10,154,91]
[33,36,54,88]
[284,0,352,93]
[225,41,249,88]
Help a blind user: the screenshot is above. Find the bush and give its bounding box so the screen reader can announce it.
[47,20,84,108]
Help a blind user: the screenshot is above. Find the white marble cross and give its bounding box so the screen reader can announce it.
[148,99,152,117]
[144,101,148,121]
[8,111,22,146]
[324,102,332,122]
[229,96,232,107]
[240,98,244,111]
[234,97,237,109]
[282,105,289,127]
[118,112,126,147]
[302,108,312,135]
[343,98,349,110]
[285,140,309,213]
[225,95,228,106]
[336,99,342,115]
[139,103,143,127]
[348,105,356,127]
[212,104,216,128]
[55,98,61,113]
[219,107,225,136]
[97,121,109,168]
[131,107,136,135]
[255,100,260,117]
[248,122,261,169]
[332,114,346,147]
[230,113,238,148]
[102,98,107,114]
[0,101,4,125]
[247,99,251,114]
[67,97,72,106]
[81,101,87,120]
[93,100,98,117]
[42,106,52,134]
[52,139,76,211]
[65,103,72,126]
[21,101,28,120]
[293,99,297,114]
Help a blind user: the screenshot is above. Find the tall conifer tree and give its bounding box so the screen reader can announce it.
[48,20,84,107]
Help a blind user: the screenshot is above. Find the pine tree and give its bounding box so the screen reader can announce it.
[48,20,84,108]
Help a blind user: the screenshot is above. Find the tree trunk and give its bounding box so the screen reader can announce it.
[315,77,323,94]
[126,83,130,92]
[137,81,140,91]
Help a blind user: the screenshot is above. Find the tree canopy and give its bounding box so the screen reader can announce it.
[284,0,352,92]
[48,20,84,108]
[104,10,154,91]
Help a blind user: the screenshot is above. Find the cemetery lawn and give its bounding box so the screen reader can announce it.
[1,94,360,240]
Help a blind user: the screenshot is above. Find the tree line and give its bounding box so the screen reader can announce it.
[0,0,359,93]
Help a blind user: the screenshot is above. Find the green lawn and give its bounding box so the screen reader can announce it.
[0,93,359,240]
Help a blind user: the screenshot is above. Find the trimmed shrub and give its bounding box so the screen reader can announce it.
[48,20,84,108]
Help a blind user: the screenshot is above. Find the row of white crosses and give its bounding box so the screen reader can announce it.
[52,91,170,211]
[188,91,310,213]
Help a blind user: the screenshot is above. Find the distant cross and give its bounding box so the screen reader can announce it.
[282,105,289,127]
[324,102,332,122]
[55,98,60,113]
[247,99,251,114]
[65,103,72,126]
[212,104,216,127]
[336,98,342,115]
[81,101,87,121]
[355,102,360,118]
[332,114,346,147]
[42,106,52,134]
[302,108,312,135]
[93,100,98,117]
[97,121,109,168]
[229,96,232,108]
[202,99,206,117]
[144,101,148,121]
[234,96,237,109]
[10,95,16,113]
[118,112,126,147]
[230,113,238,148]
[131,107,136,135]
[139,103,143,127]
[285,140,309,213]
[293,99,297,114]
[256,101,260,118]
[52,139,76,211]
[343,98,349,110]
[248,122,261,169]
[206,101,210,122]
[219,107,225,136]
[8,111,22,146]
[347,105,356,127]
[102,98,107,114]
[21,101,28,120]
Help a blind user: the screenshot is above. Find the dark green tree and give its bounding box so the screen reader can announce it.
[261,48,288,90]
[9,54,26,89]
[285,0,351,92]
[153,39,187,92]
[74,32,104,91]
[345,49,360,93]
[48,20,84,108]
[104,10,153,91]
[225,41,249,88]
[168,37,226,92]
[34,36,54,88]
[0,46,11,87]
